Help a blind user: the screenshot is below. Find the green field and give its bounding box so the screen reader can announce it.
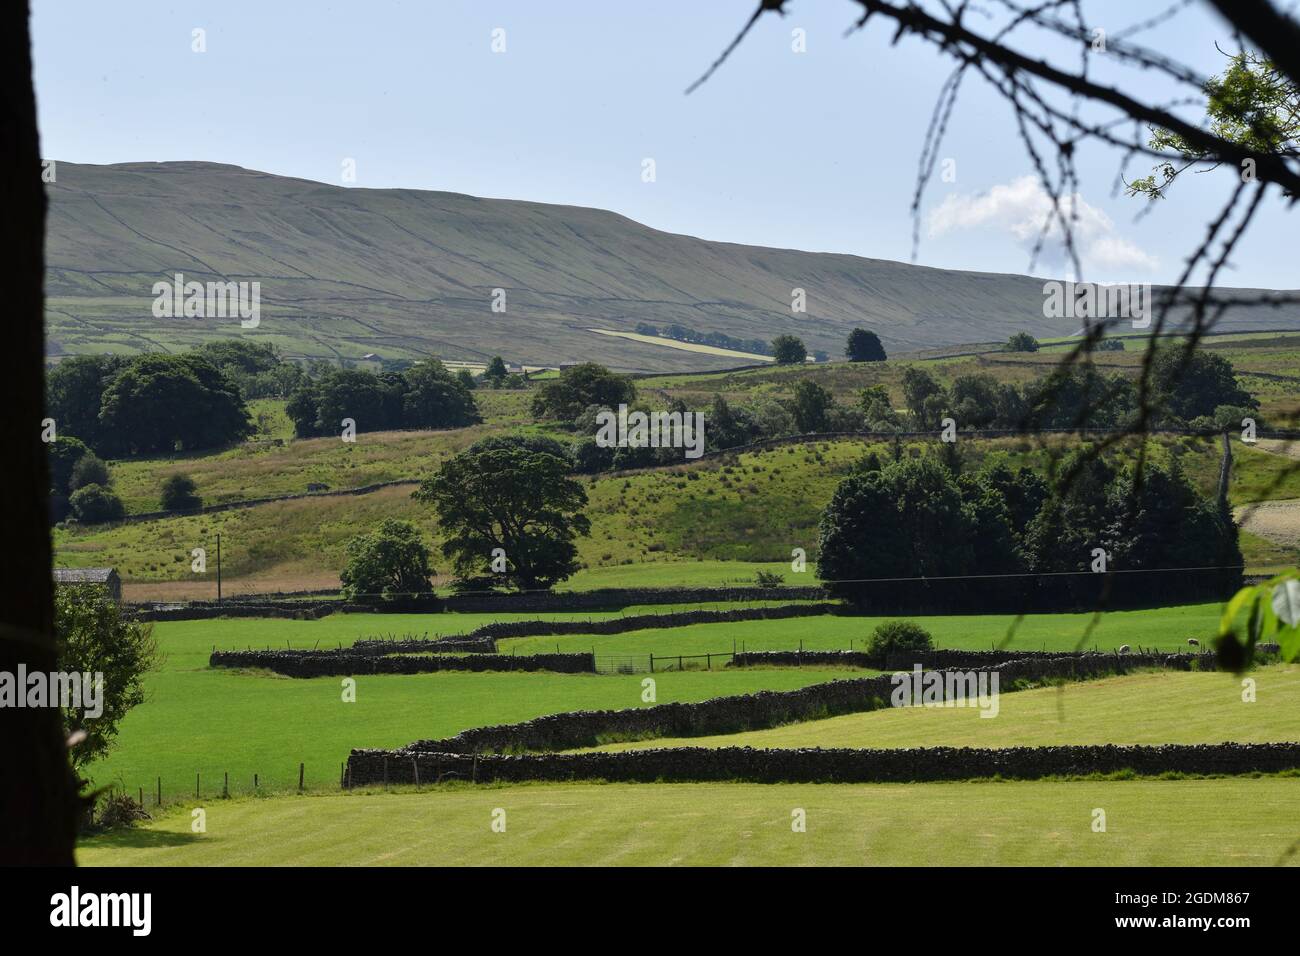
[76,778,1300,866]
[585,665,1300,752]
[501,601,1226,657]
[84,601,1257,800]
[83,614,864,799]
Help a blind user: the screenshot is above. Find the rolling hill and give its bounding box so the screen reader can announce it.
[45,161,1300,371]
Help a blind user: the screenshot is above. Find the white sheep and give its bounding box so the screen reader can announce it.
[1118,644,1130,654]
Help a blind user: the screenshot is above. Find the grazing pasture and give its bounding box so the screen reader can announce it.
[77,777,1300,867]
[83,613,863,799]
[584,665,1300,752]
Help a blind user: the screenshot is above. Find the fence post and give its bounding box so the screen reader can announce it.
[139,786,144,807]
[649,653,654,673]
[413,757,420,788]
[706,653,711,670]
[299,762,305,792]
[223,771,229,799]
[254,773,258,790]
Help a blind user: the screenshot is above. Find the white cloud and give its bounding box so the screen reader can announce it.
[926,175,1158,277]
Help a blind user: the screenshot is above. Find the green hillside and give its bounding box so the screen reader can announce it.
[45,161,1300,371]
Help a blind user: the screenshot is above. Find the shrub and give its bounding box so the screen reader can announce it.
[70,453,110,491]
[91,791,151,831]
[771,335,807,365]
[340,519,435,600]
[68,484,125,524]
[1005,332,1040,353]
[866,620,934,658]
[754,570,786,587]
[160,474,202,512]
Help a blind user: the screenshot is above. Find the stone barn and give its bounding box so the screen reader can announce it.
[53,567,122,602]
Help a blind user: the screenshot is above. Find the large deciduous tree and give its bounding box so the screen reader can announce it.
[97,354,252,455]
[414,446,590,590]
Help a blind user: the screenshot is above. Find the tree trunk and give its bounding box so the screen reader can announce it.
[0,0,80,864]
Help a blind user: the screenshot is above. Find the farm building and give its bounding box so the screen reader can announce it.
[53,567,122,602]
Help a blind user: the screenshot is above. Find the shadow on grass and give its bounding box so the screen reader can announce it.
[80,826,203,850]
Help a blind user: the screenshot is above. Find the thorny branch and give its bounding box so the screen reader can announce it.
[687,0,1300,655]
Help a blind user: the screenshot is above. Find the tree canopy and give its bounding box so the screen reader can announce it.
[846,328,887,362]
[414,445,590,590]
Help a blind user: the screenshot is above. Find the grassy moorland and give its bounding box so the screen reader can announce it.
[76,778,1300,866]
[639,331,1300,422]
[584,665,1300,752]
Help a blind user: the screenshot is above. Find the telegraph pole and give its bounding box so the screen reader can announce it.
[216,533,222,605]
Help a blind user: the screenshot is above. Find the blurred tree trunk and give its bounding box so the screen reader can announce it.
[0,0,80,864]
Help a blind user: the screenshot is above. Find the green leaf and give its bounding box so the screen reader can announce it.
[1220,585,1257,634]
[1272,579,1300,628]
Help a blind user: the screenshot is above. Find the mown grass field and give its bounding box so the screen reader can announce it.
[76,778,1300,866]
[83,613,864,800]
[584,665,1300,752]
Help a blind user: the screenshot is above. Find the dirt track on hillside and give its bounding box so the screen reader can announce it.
[1236,498,1300,548]
[1255,438,1300,461]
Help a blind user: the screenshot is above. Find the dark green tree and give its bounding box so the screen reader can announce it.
[68,453,108,492]
[790,379,833,433]
[817,457,975,599]
[339,519,435,600]
[1005,332,1040,353]
[160,474,202,512]
[45,354,126,451]
[68,484,125,524]
[1149,348,1256,423]
[313,369,389,435]
[47,436,91,496]
[414,446,590,589]
[96,354,251,455]
[401,359,480,428]
[55,585,160,773]
[845,328,887,362]
[771,335,807,365]
[531,363,635,422]
[484,356,509,386]
[900,367,945,429]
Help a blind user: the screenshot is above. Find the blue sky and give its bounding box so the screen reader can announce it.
[31,0,1299,289]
